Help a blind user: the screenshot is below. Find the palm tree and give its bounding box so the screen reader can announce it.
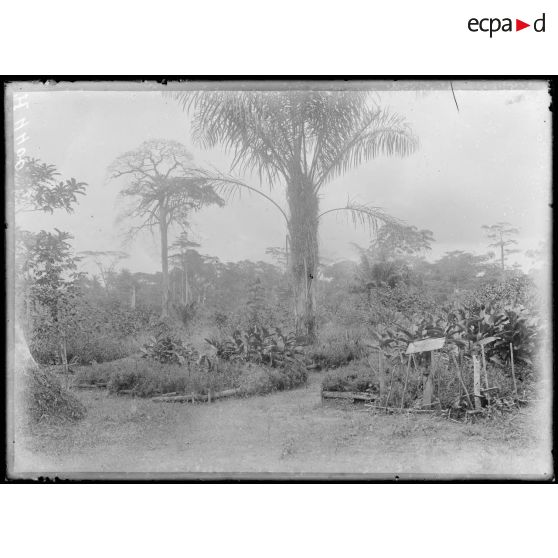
[109,139,224,318]
[168,91,418,338]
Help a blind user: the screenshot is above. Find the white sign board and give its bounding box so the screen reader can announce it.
[405,337,445,354]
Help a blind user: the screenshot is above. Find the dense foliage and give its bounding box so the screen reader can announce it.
[205,325,305,368]
[24,368,87,423]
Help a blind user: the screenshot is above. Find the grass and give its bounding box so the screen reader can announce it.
[73,354,307,398]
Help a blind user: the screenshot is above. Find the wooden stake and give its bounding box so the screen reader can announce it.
[480,345,488,389]
[480,344,490,406]
[472,354,482,410]
[378,349,385,405]
[385,365,396,409]
[436,353,441,403]
[509,343,518,399]
[422,351,435,408]
[452,353,473,408]
[400,356,412,410]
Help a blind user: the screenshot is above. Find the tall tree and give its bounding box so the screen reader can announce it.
[169,231,201,306]
[109,139,224,317]
[169,91,418,339]
[482,222,520,271]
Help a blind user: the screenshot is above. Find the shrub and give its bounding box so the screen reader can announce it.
[308,338,367,370]
[141,320,198,365]
[77,355,244,397]
[322,361,377,392]
[103,358,239,396]
[75,354,307,399]
[320,353,535,415]
[239,362,308,395]
[26,297,152,365]
[141,334,197,365]
[70,336,133,364]
[205,325,305,368]
[24,368,86,423]
[466,273,536,311]
[369,302,540,373]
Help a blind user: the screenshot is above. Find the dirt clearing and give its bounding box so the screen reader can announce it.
[13,373,552,479]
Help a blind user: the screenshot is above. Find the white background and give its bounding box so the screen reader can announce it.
[0,0,556,74]
[0,485,556,557]
[2,1,555,556]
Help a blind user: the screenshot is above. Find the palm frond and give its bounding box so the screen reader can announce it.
[315,109,419,188]
[166,90,418,194]
[166,91,292,186]
[191,168,289,224]
[317,200,402,234]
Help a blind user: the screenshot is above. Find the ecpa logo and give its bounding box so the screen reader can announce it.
[468,13,546,37]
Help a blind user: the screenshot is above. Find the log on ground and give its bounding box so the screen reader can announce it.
[321,391,375,401]
[151,388,242,403]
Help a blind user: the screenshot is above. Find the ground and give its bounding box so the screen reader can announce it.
[12,372,552,479]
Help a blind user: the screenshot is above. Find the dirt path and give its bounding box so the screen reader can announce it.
[14,373,552,478]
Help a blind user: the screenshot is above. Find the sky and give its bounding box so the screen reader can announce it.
[11,83,552,275]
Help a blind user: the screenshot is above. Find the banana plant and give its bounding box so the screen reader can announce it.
[490,306,538,366]
[205,325,304,368]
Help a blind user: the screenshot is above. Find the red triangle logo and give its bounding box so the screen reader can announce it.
[516,19,530,31]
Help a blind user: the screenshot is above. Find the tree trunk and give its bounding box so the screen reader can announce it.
[182,254,190,305]
[287,180,319,341]
[160,210,170,318]
[15,321,37,372]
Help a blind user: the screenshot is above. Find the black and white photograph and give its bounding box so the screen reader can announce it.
[5,80,553,480]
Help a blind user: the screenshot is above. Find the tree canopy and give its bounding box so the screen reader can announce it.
[15,157,86,214]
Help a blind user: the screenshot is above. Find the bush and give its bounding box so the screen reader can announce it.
[105,358,241,396]
[467,273,536,311]
[24,367,86,423]
[77,355,244,397]
[75,354,307,399]
[322,361,377,392]
[141,334,197,365]
[308,338,367,370]
[29,332,137,365]
[239,362,308,395]
[320,354,535,415]
[135,317,202,365]
[205,325,305,368]
[26,298,152,365]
